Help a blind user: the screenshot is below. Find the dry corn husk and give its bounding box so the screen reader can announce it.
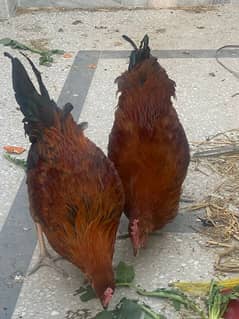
[172,277,239,295]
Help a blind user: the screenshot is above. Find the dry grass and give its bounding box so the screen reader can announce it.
[184,129,239,272]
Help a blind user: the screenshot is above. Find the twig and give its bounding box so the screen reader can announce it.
[206,240,232,248]
[180,196,195,203]
[215,244,239,272]
[216,45,239,79]
[180,202,208,213]
[194,164,210,176]
[233,234,239,241]
[215,264,239,273]
[190,226,204,234]
[192,145,239,158]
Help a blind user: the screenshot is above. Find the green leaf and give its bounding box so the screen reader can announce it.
[116,298,142,319]
[144,314,167,319]
[50,49,65,55]
[232,285,239,293]
[39,53,54,66]
[0,38,12,45]
[206,281,239,319]
[115,261,135,285]
[0,37,64,66]
[172,300,181,311]
[93,298,165,319]
[4,153,27,170]
[0,38,30,50]
[93,310,115,319]
[74,285,96,302]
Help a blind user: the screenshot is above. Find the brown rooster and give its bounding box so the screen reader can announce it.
[5,52,124,308]
[108,35,190,255]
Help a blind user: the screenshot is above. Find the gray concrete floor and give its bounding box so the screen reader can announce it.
[0,4,239,319]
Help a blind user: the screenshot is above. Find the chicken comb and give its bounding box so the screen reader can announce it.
[122,34,151,71]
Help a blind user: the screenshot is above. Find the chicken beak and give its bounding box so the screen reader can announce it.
[101,287,114,309]
[102,303,108,310]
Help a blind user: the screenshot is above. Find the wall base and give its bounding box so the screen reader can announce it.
[0,0,236,19]
[0,0,17,19]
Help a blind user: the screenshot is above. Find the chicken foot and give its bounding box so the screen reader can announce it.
[28,223,68,277]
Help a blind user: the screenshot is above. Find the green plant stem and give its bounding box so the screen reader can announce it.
[23,45,42,55]
[140,304,164,319]
[116,282,135,288]
[137,288,207,319]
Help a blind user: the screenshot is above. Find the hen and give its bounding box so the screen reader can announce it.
[108,35,190,255]
[5,52,124,308]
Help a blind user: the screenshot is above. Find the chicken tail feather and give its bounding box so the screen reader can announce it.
[122,34,151,71]
[4,52,57,140]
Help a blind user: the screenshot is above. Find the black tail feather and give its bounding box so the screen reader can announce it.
[122,35,138,50]
[5,52,56,133]
[20,52,50,100]
[4,51,40,122]
[122,34,151,71]
[139,34,149,51]
[61,102,74,123]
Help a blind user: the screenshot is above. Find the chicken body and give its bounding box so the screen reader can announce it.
[108,36,190,255]
[28,115,124,306]
[6,53,124,307]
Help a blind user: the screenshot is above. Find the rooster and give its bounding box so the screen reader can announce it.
[108,35,190,255]
[5,52,124,308]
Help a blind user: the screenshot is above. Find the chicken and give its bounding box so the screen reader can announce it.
[5,52,124,308]
[108,35,190,255]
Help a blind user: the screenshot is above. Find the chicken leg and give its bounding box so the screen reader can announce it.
[28,223,68,277]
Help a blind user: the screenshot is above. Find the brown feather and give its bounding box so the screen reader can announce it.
[27,110,124,305]
[108,56,190,254]
[6,53,124,306]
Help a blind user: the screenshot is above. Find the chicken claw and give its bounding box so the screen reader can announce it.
[28,223,68,277]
